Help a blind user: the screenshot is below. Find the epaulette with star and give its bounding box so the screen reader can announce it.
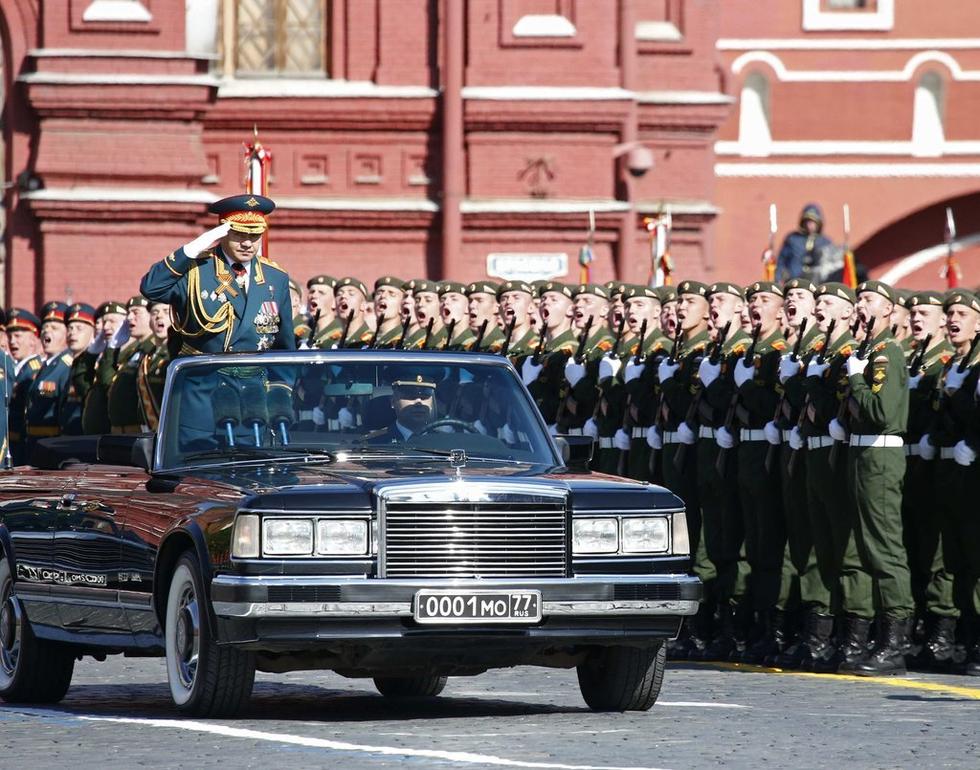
[29,359,41,371]
[772,339,787,351]
[731,343,747,355]
[60,353,73,366]
[596,339,614,353]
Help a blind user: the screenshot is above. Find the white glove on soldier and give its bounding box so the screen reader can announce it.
[564,358,586,388]
[677,422,697,445]
[778,355,801,384]
[500,424,516,444]
[788,426,804,451]
[473,419,489,435]
[806,359,829,379]
[312,406,326,427]
[658,359,680,384]
[624,358,645,383]
[646,426,662,450]
[828,418,847,442]
[944,365,969,392]
[918,434,936,461]
[764,421,782,446]
[698,357,721,388]
[733,359,755,388]
[846,356,869,377]
[599,355,622,381]
[583,418,599,440]
[108,321,130,350]
[953,439,976,466]
[182,223,231,260]
[87,333,107,355]
[613,429,631,451]
[337,407,356,429]
[715,426,735,450]
[521,356,543,386]
[907,374,922,390]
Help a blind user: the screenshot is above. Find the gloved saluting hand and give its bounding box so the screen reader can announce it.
[182,223,231,260]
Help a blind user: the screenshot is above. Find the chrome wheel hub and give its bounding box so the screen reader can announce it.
[174,584,200,690]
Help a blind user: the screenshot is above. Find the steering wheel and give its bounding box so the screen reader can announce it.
[416,418,480,435]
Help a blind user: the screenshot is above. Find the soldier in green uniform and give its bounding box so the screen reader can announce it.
[6,309,43,463]
[890,289,914,356]
[331,277,375,348]
[902,291,957,669]
[137,301,173,431]
[778,284,870,671]
[833,280,913,675]
[0,313,14,467]
[695,283,752,660]
[466,281,505,352]
[406,279,446,350]
[439,282,476,350]
[398,279,425,348]
[107,296,157,434]
[558,284,615,436]
[922,290,980,676]
[717,280,788,660]
[75,301,127,435]
[497,280,539,361]
[521,282,577,433]
[60,303,97,435]
[25,303,73,452]
[371,276,407,348]
[305,275,341,348]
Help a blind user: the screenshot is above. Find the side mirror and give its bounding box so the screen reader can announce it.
[554,435,593,471]
[97,433,154,471]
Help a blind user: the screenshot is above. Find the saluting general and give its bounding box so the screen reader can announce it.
[140,194,295,355]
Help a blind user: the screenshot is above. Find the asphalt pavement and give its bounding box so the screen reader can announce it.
[1,657,977,769]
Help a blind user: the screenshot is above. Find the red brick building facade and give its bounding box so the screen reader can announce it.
[1,0,977,308]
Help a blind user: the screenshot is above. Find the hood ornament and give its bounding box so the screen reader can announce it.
[449,449,466,479]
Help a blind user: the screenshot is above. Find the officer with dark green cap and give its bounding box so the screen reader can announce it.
[438,281,476,350]
[306,274,341,348]
[833,279,913,675]
[558,283,615,436]
[921,289,980,676]
[329,277,374,348]
[466,280,505,352]
[695,282,753,660]
[496,280,539,359]
[406,279,446,349]
[717,279,788,661]
[891,288,914,355]
[372,276,407,348]
[107,296,158,434]
[521,282,578,432]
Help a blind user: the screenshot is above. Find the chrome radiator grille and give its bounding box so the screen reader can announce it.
[381,501,568,578]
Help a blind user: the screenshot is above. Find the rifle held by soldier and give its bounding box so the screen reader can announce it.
[787,319,836,477]
[674,320,730,472]
[715,323,762,476]
[764,317,809,473]
[828,317,874,469]
[500,316,517,357]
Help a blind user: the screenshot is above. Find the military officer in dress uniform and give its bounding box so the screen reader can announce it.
[7,309,43,464]
[466,281,505,352]
[75,301,127,435]
[60,303,97,435]
[832,280,913,676]
[140,194,294,355]
[0,310,16,466]
[25,302,74,453]
[137,301,173,431]
[439,282,476,350]
[107,296,157,434]
[371,276,408,348]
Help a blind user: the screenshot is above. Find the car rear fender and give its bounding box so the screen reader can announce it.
[153,522,216,635]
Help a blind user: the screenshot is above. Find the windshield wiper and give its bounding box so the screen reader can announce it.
[181,446,337,464]
[354,446,533,465]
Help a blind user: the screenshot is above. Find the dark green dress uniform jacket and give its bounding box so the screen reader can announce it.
[0,351,15,464]
[108,338,157,432]
[10,355,42,447]
[25,352,73,439]
[559,328,616,432]
[846,331,909,436]
[526,328,578,427]
[140,246,296,354]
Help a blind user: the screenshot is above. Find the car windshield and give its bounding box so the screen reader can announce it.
[157,353,559,470]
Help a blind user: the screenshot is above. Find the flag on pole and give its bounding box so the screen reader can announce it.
[244,125,273,258]
[579,208,595,283]
[941,207,962,289]
[762,203,777,281]
[841,204,858,289]
[645,209,673,287]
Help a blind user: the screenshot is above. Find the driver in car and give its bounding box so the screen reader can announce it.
[369,374,439,442]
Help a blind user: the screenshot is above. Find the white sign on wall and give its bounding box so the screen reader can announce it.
[486,252,569,282]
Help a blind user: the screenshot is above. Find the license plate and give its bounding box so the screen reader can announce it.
[413,590,542,624]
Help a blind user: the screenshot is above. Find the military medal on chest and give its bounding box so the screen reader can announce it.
[254,300,280,350]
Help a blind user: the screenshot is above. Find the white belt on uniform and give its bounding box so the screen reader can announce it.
[632,427,647,439]
[598,437,615,449]
[807,436,834,450]
[940,447,956,460]
[905,444,922,457]
[782,430,793,442]
[740,429,767,442]
[565,428,585,436]
[849,434,904,448]
[699,426,716,439]
[662,430,681,444]
[298,410,314,421]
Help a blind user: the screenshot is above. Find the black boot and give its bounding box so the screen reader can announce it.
[700,604,737,661]
[776,612,834,670]
[726,604,756,662]
[849,616,912,676]
[741,610,788,665]
[909,614,957,672]
[965,642,980,677]
[817,615,871,674]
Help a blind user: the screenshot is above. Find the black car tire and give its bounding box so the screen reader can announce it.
[576,643,666,712]
[373,674,448,698]
[165,553,255,717]
[0,554,74,703]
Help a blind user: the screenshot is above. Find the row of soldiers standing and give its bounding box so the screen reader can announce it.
[0,298,173,465]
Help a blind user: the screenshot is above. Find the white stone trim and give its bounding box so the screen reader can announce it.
[217,79,437,99]
[462,86,633,101]
[635,21,682,42]
[637,200,719,216]
[717,38,980,51]
[512,14,577,38]
[715,140,980,157]
[730,50,980,82]
[461,199,629,213]
[715,162,980,178]
[18,72,219,86]
[878,232,980,285]
[275,197,439,212]
[801,0,893,32]
[22,187,217,203]
[637,90,734,105]
[29,48,219,61]
[82,0,152,23]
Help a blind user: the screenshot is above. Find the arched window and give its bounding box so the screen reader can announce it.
[912,71,945,157]
[738,72,772,157]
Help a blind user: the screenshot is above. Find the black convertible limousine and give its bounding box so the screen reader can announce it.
[0,350,700,716]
